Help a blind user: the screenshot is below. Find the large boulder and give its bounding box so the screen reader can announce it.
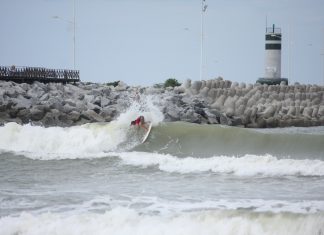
[30,107,46,121]
[80,110,105,122]
[203,108,219,124]
[165,106,181,121]
[68,111,81,122]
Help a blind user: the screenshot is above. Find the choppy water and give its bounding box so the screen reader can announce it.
[1,100,324,234]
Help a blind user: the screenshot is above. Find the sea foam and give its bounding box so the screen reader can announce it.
[0,95,164,159]
[0,122,125,159]
[0,208,323,235]
[113,152,324,177]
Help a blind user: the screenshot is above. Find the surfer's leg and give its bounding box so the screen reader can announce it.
[140,116,144,124]
[141,124,148,131]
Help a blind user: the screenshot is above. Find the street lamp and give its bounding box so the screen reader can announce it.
[321,29,324,86]
[200,0,208,81]
[321,52,324,86]
[52,0,76,70]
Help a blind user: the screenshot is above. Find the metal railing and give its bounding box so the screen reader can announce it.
[0,66,80,83]
[266,27,281,34]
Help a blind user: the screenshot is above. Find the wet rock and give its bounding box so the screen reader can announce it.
[80,110,105,122]
[30,107,46,121]
[17,109,31,124]
[58,113,74,126]
[203,108,219,124]
[68,111,81,122]
[165,106,181,121]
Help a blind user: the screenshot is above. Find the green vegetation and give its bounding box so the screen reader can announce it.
[164,78,181,88]
[106,81,120,87]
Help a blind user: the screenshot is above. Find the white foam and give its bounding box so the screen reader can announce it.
[254,126,324,135]
[0,122,125,159]
[112,152,324,177]
[0,95,164,159]
[115,94,164,127]
[0,208,323,235]
[81,195,324,215]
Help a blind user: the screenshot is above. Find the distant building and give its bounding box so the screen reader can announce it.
[257,24,288,85]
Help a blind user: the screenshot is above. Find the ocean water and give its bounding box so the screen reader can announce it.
[1,100,324,235]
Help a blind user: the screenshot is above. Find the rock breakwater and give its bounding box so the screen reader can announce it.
[1,77,323,128]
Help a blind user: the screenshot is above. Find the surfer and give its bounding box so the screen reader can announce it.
[130,115,148,130]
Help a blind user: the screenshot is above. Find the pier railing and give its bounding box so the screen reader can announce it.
[0,66,80,83]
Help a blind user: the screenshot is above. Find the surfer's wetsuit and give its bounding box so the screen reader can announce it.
[131,116,147,130]
[135,116,144,125]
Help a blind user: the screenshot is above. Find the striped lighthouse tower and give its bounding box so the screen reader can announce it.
[257,24,288,85]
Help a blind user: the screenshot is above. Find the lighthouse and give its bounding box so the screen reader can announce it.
[257,24,288,85]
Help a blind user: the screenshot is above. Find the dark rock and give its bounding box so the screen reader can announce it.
[4,87,19,98]
[58,113,74,126]
[62,104,76,114]
[255,117,266,128]
[64,99,77,107]
[165,108,180,121]
[30,107,45,121]
[93,96,101,106]
[265,117,278,128]
[102,87,111,96]
[99,109,115,122]
[179,109,199,123]
[48,97,63,111]
[203,108,219,124]
[231,116,243,126]
[0,111,10,120]
[219,114,232,126]
[8,107,20,118]
[41,109,61,127]
[78,93,85,100]
[100,97,111,107]
[17,109,31,124]
[68,111,81,122]
[81,110,105,122]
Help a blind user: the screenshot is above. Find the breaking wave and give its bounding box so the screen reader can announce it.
[0,121,323,160]
[0,208,323,235]
[0,95,164,159]
[113,152,324,177]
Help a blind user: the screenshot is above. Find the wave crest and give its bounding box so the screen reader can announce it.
[114,152,324,177]
[1,208,323,235]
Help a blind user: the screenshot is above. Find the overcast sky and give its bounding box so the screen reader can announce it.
[0,0,323,86]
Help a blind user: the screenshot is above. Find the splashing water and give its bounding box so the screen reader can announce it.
[115,94,164,127]
[0,94,164,159]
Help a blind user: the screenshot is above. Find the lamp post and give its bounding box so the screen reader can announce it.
[52,0,76,70]
[321,29,324,86]
[200,0,208,81]
[321,52,324,86]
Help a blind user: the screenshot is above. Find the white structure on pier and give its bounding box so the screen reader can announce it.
[257,24,288,85]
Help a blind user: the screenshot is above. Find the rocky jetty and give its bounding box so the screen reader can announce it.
[1,77,324,128]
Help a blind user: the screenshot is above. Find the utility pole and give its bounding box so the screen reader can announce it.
[321,28,324,86]
[73,0,76,70]
[200,0,207,81]
[288,24,292,84]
